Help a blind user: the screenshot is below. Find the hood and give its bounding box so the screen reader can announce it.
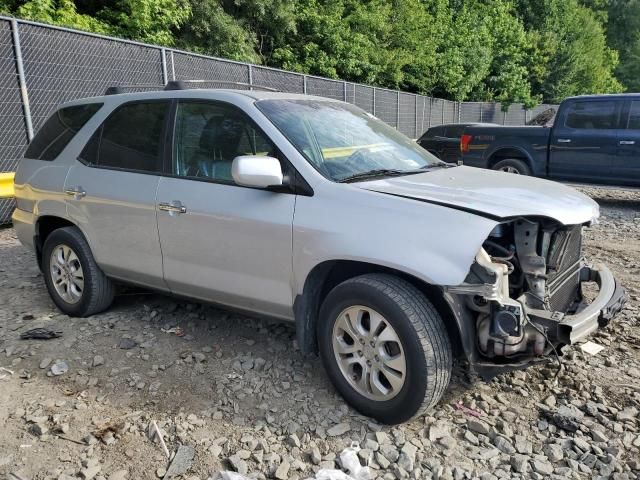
[355,166,598,225]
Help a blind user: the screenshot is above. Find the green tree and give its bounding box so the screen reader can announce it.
[607,0,640,91]
[17,0,110,32]
[99,0,191,45]
[517,0,622,102]
[177,0,258,62]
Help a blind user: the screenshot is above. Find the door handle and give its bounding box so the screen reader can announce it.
[619,140,636,145]
[158,202,187,214]
[557,138,572,143]
[64,186,86,198]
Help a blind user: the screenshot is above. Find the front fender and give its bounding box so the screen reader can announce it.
[292,185,499,295]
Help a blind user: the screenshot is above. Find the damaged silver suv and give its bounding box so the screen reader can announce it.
[13,85,627,424]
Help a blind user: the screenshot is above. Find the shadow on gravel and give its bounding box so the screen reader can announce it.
[590,195,640,211]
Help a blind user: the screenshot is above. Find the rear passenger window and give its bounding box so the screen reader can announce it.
[80,101,168,172]
[565,101,618,129]
[627,101,640,129]
[25,103,102,160]
[424,127,443,139]
[445,125,465,138]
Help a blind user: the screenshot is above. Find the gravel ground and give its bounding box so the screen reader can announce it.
[0,186,639,480]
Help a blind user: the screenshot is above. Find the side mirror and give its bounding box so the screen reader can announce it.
[231,156,283,189]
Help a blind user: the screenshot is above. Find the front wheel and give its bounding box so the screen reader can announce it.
[492,158,531,175]
[318,274,452,424]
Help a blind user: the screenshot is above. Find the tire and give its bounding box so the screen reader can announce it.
[42,226,114,317]
[318,274,452,424]
[492,158,531,175]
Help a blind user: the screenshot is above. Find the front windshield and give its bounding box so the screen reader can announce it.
[256,99,445,182]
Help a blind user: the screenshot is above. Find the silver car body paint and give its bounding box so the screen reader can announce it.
[12,89,599,321]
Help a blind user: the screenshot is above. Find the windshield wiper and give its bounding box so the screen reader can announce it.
[418,162,455,170]
[338,162,455,183]
[337,168,415,183]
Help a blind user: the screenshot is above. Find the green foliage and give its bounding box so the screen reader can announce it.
[607,0,640,92]
[518,0,622,102]
[2,0,634,105]
[17,0,110,32]
[99,0,191,45]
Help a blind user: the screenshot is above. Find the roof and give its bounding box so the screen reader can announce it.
[564,93,640,101]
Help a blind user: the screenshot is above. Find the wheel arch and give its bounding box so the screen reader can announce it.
[34,216,78,270]
[487,146,533,170]
[293,260,465,358]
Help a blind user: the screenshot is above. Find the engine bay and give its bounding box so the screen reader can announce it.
[456,217,585,360]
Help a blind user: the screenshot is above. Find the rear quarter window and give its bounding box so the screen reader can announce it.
[24,103,102,160]
[421,126,443,140]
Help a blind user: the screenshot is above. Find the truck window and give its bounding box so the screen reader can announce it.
[565,101,618,130]
[627,101,640,129]
[445,125,465,138]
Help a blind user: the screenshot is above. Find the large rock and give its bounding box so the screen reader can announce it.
[327,423,351,436]
[467,419,490,436]
[398,443,418,472]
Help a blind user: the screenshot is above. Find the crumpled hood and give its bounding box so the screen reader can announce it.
[356,166,599,225]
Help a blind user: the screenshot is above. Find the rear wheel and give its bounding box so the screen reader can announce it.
[42,227,114,317]
[318,274,452,424]
[492,158,531,175]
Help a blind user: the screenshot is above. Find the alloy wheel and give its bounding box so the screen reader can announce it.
[49,244,84,304]
[332,305,407,401]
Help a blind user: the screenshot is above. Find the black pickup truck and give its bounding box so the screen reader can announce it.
[460,94,640,186]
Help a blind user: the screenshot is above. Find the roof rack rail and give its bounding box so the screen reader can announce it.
[104,84,165,95]
[164,80,279,92]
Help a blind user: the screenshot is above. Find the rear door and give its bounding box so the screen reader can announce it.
[549,99,622,182]
[613,99,640,186]
[64,100,169,289]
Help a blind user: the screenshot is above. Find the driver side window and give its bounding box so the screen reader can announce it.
[173,101,277,184]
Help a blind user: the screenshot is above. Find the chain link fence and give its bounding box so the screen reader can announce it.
[0,16,558,224]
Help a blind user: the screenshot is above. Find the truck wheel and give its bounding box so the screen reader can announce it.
[42,226,114,317]
[318,274,452,424]
[492,158,531,175]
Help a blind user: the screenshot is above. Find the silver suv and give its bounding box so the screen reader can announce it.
[13,86,627,424]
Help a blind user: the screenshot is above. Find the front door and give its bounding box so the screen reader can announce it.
[64,100,169,289]
[156,100,296,319]
[613,99,640,186]
[549,99,622,183]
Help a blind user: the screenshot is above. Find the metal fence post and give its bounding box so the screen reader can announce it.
[428,97,432,127]
[441,100,445,125]
[248,64,253,90]
[303,75,307,94]
[343,81,347,102]
[372,88,376,116]
[160,48,168,85]
[479,102,483,122]
[11,19,34,141]
[414,94,419,138]
[396,91,400,130]
[421,96,425,133]
[458,102,462,122]
[503,109,507,125]
[169,51,176,80]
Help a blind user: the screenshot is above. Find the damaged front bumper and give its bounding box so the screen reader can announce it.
[444,259,627,380]
[527,263,628,345]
